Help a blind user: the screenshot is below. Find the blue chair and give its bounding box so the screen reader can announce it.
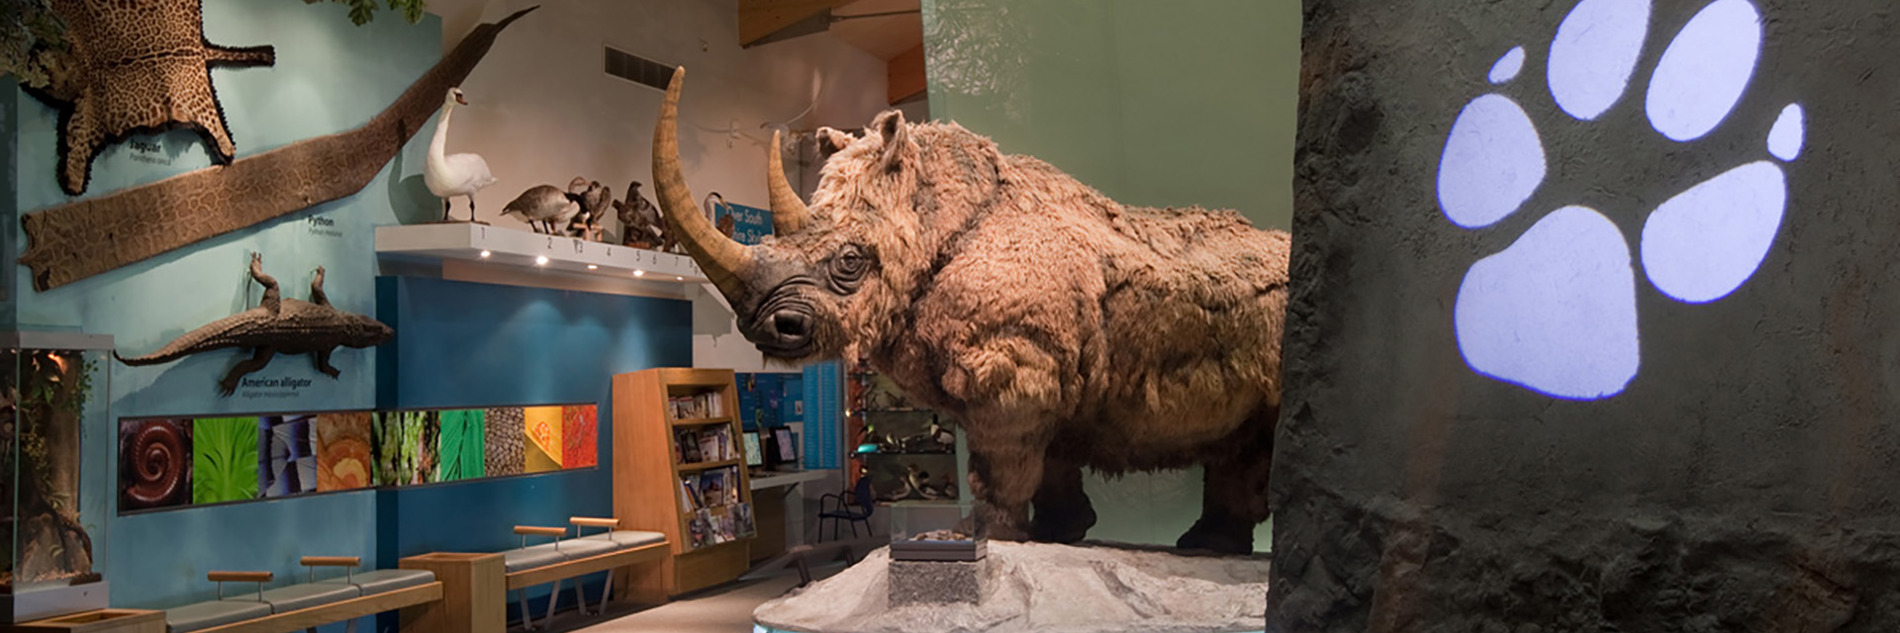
[818,476,876,540]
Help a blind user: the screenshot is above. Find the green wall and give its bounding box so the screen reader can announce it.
[921,0,1300,550]
[923,0,1299,229]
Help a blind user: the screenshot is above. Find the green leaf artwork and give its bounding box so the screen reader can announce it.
[436,409,486,482]
[373,411,438,486]
[192,417,259,504]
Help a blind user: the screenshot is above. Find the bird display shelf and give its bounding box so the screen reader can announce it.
[374,223,709,286]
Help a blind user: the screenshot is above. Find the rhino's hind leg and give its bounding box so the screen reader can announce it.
[1029,452,1095,544]
[219,348,277,396]
[1177,407,1276,554]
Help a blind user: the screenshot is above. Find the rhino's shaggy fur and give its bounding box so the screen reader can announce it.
[660,83,1289,551]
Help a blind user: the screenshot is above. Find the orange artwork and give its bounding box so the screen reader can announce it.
[313,412,374,492]
[562,405,597,468]
[523,406,563,473]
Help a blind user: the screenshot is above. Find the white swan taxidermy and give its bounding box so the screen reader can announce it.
[425,87,498,223]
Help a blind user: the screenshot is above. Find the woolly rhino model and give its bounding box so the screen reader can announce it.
[652,69,1290,553]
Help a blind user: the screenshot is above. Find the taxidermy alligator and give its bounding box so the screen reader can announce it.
[116,254,394,396]
[652,69,1289,554]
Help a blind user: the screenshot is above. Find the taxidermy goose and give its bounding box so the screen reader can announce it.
[500,185,579,234]
[425,87,497,223]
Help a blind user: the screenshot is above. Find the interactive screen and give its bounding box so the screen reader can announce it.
[1437,0,1798,400]
[742,431,763,467]
[117,404,598,514]
[773,427,798,463]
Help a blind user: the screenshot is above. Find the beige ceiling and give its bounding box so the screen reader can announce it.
[826,0,923,61]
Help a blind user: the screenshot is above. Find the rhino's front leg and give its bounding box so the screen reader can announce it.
[966,433,1047,542]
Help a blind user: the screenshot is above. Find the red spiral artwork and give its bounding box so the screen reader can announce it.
[118,420,193,511]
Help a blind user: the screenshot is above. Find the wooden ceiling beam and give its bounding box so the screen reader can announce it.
[739,0,859,47]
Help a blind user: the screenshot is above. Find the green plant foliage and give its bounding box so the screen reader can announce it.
[436,409,485,482]
[192,418,259,504]
[333,0,429,26]
[374,411,438,485]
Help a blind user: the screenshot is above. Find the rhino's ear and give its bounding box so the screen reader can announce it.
[817,127,855,157]
[872,110,909,172]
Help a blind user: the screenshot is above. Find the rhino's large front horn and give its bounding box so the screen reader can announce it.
[768,130,813,235]
[653,67,752,301]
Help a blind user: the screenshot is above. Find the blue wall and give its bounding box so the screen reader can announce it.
[0,0,691,622]
[375,276,690,613]
[0,1,439,614]
[375,276,690,558]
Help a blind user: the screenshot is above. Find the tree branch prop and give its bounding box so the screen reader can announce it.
[19,6,537,292]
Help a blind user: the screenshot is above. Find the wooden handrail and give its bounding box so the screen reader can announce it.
[207,571,273,583]
[569,517,619,528]
[514,526,567,537]
[300,556,362,567]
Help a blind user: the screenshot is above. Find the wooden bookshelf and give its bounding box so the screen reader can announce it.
[612,368,755,601]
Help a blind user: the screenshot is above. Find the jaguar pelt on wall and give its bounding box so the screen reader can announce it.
[22,0,276,196]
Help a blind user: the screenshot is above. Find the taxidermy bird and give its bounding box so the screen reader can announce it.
[704,191,737,238]
[500,185,579,234]
[567,179,611,241]
[616,181,668,249]
[424,87,497,223]
[926,416,956,451]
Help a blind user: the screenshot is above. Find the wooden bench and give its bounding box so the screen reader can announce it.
[497,518,669,631]
[163,557,442,633]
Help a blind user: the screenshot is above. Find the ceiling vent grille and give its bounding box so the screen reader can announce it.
[604,46,675,91]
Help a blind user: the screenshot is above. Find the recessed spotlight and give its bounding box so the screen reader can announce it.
[634,270,645,277]
[675,276,683,281]
[535,255,549,266]
[479,250,491,258]
[587,264,598,270]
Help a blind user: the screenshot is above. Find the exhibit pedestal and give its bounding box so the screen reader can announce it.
[754,541,1271,633]
[889,559,990,605]
[398,552,504,633]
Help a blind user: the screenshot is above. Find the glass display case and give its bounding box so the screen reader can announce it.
[888,499,985,562]
[2,332,113,623]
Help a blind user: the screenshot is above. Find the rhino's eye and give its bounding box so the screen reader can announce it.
[829,245,872,293]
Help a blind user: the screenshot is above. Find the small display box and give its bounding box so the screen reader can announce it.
[1,332,114,623]
[888,500,985,562]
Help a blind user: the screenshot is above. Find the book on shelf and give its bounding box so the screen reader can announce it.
[668,391,726,420]
[680,474,704,512]
[714,510,736,543]
[734,502,756,538]
[698,469,728,508]
[689,510,712,548]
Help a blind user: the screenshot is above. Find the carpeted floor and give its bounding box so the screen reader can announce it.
[572,575,804,633]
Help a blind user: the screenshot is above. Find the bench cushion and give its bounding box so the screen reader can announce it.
[583,530,666,550]
[503,543,570,573]
[251,582,362,613]
[166,599,273,633]
[552,538,619,560]
[323,569,436,595]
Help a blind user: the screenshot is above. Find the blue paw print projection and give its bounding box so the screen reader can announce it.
[1440,0,1802,400]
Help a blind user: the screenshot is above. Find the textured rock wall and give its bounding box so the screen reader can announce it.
[1271,1,1900,631]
